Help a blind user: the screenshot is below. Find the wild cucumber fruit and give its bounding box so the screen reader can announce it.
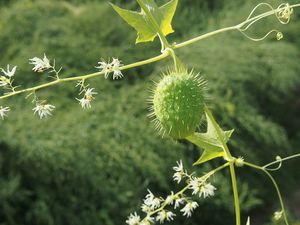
[150,71,206,139]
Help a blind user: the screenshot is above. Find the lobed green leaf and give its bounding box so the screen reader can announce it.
[111,0,178,43]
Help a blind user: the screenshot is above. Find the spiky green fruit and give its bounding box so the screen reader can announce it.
[151,71,206,139]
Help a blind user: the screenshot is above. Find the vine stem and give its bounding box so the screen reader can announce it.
[175,3,300,49]
[1,3,300,101]
[244,161,290,225]
[204,106,241,225]
[0,51,170,100]
[263,153,300,169]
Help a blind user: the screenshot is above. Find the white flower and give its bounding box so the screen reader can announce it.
[95,60,112,78]
[173,160,183,172]
[173,172,184,183]
[111,58,123,79]
[1,65,17,77]
[166,211,176,221]
[173,160,185,183]
[189,177,203,195]
[235,156,244,167]
[0,106,10,119]
[85,88,97,99]
[156,210,176,224]
[143,189,161,210]
[156,211,166,224]
[77,98,92,109]
[112,69,123,80]
[126,212,141,225]
[141,204,151,213]
[274,211,283,221]
[199,183,216,198]
[174,197,185,209]
[96,58,124,79]
[165,192,175,205]
[32,103,55,119]
[180,201,199,217]
[29,54,51,72]
[77,88,97,109]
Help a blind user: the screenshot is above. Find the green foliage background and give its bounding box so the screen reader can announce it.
[0,0,299,225]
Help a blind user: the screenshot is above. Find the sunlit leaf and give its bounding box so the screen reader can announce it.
[111,0,178,43]
[186,109,234,165]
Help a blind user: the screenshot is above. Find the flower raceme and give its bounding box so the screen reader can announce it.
[126,160,218,225]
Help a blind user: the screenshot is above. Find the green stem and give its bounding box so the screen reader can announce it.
[229,162,241,225]
[264,170,289,225]
[175,26,238,49]
[0,51,169,100]
[263,153,300,169]
[167,48,179,72]
[204,106,241,225]
[175,3,300,49]
[244,161,289,225]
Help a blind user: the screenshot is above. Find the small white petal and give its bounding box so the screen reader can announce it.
[180,201,199,217]
[0,106,10,120]
[1,65,17,77]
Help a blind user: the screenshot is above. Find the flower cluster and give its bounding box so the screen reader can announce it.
[125,160,217,225]
[96,58,124,79]
[76,80,98,109]
[77,88,97,109]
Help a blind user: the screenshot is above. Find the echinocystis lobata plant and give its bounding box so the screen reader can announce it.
[0,1,300,225]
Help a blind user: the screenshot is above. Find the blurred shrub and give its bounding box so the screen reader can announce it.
[0,0,299,225]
